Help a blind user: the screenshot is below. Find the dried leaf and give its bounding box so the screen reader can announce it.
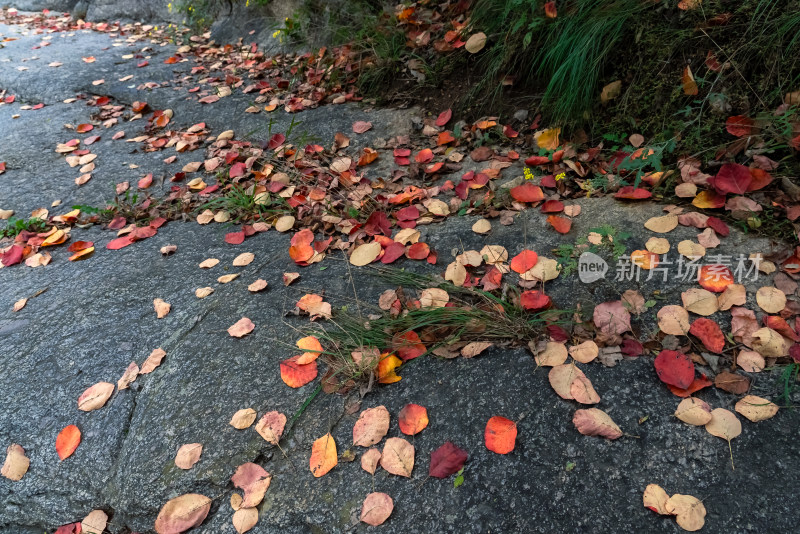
[361,448,382,474]
[572,408,622,439]
[657,305,690,335]
[734,395,778,422]
[360,492,393,526]
[228,317,255,338]
[231,463,272,507]
[255,411,287,445]
[141,348,166,374]
[353,405,391,447]
[350,242,382,266]
[756,286,786,314]
[230,408,257,430]
[643,484,670,515]
[77,382,115,412]
[666,494,706,532]
[153,298,171,318]
[233,252,255,267]
[569,340,599,363]
[175,443,203,469]
[1,444,29,481]
[154,493,212,534]
[380,437,414,477]
[674,397,712,426]
[232,507,258,534]
[81,510,108,534]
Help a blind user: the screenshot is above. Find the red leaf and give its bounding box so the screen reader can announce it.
[1,245,23,266]
[108,216,127,230]
[510,183,545,203]
[393,331,426,361]
[225,231,246,245]
[106,236,134,250]
[54,523,81,534]
[524,155,550,166]
[689,318,725,353]
[268,133,286,149]
[280,355,318,388]
[229,162,246,178]
[520,290,551,311]
[547,215,572,234]
[381,242,406,264]
[614,186,652,200]
[137,173,153,188]
[747,168,773,192]
[725,115,754,137]
[435,109,452,127]
[705,216,730,236]
[544,0,557,17]
[654,350,695,389]
[415,149,434,164]
[712,163,753,195]
[540,199,565,213]
[429,441,468,478]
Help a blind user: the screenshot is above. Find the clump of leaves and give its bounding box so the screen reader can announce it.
[0,217,46,239]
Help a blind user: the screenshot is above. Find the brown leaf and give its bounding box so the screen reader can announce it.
[231,463,272,508]
[232,507,258,533]
[666,494,706,532]
[643,484,670,515]
[714,371,750,394]
[569,340,599,363]
[81,510,109,534]
[117,362,139,390]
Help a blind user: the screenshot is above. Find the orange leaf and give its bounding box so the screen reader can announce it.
[376,353,402,384]
[546,215,572,234]
[544,1,557,17]
[510,250,538,273]
[698,264,734,293]
[76,123,94,133]
[682,66,698,96]
[56,424,81,460]
[484,416,517,454]
[280,355,318,388]
[437,131,455,145]
[415,148,433,164]
[310,433,337,477]
[398,404,429,435]
[296,336,323,364]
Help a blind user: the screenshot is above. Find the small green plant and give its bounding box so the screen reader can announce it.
[0,217,46,239]
[776,362,799,406]
[453,467,465,487]
[555,225,630,276]
[198,185,290,223]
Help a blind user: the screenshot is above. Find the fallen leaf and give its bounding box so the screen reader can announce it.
[310,433,338,477]
[704,408,741,468]
[1,444,29,481]
[593,300,632,335]
[280,355,318,387]
[231,463,272,507]
[255,411,286,445]
[736,350,765,373]
[154,298,171,318]
[218,273,240,284]
[666,494,706,532]
[199,258,219,268]
[429,441,468,478]
[154,493,212,534]
[141,348,166,374]
[380,437,414,477]
[353,405,391,447]
[718,284,746,311]
[689,318,725,353]
[533,341,568,366]
[572,408,622,439]
[248,279,267,292]
[117,362,139,390]
[569,340,599,363]
[734,395,778,422]
[756,286,786,314]
[230,408,257,430]
[228,317,255,338]
[398,404,428,435]
[657,305,690,335]
[714,371,750,394]
[232,507,258,534]
[56,424,81,460]
[81,510,108,534]
[472,219,491,234]
[484,416,518,453]
[465,32,487,53]
[175,443,203,469]
[643,484,670,515]
[674,397,712,426]
[360,492,393,526]
[654,350,695,389]
[233,252,255,267]
[77,382,115,412]
[350,242,382,266]
[644,214,679,233]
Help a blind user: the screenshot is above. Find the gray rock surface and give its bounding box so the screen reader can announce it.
[1,17,799,534]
